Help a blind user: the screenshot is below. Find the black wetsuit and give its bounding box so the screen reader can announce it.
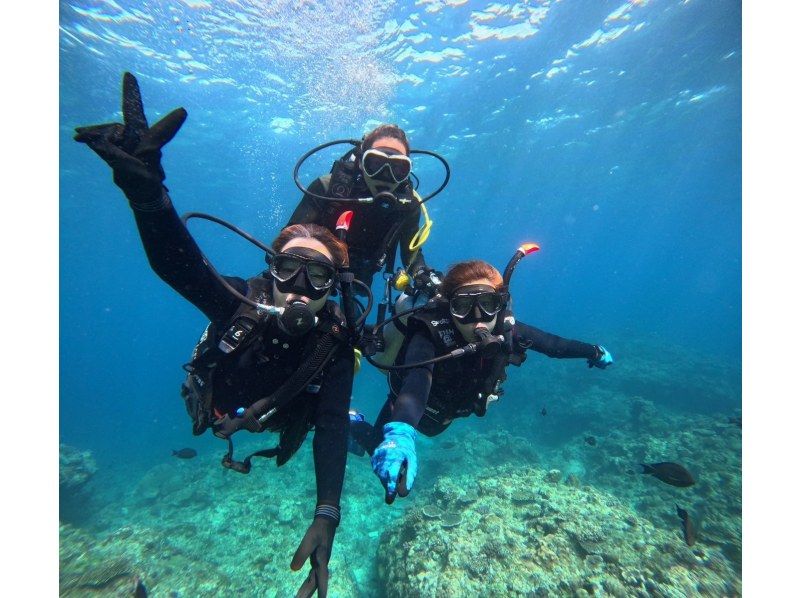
[287,175,426,288]
[352,314,599,453]
[131,197,353,507]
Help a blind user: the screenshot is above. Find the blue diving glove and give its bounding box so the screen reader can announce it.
[588,345,613,369]
[371,421,418,504]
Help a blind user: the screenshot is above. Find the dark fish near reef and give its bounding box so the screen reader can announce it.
[728,416,742,428]
[132,576,148,598]
[440,440,457,449]
[172,448,197,459]
[540,407,547,416]
[641,462,695,487]
[676,505,696,546]
[584,435,597,446]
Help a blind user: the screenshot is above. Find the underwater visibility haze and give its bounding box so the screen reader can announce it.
[60,0,741,596]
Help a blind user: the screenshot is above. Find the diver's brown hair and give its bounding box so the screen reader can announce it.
[441,260,503,297]
[362,124,410,155]
[272,223,349,268]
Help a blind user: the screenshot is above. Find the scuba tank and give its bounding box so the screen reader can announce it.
[371,268,442,368]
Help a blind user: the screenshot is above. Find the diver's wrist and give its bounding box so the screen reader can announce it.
[314,503,341,526]
[129,187,172,212]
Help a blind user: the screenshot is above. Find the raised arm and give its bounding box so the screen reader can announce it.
[131,202,243,323]
[74,72,241,324]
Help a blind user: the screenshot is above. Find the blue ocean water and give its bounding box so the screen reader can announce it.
[60,1,741,595]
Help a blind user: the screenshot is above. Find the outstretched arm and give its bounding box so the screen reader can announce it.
[132,204,244,323]
[513,320,600,359]
[371,329,434,503]
[311,349,354,507]
[75,72,242,324]
[391,331,434,426]
[291,349,354,598]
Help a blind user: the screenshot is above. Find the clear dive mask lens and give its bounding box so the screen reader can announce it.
[271,253,336,291]
[361,148,412,183]
[449,291,503,320]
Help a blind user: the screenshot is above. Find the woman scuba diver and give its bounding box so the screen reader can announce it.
[74,72,359,598]
[288,124,448,294]
[349,247,614,504]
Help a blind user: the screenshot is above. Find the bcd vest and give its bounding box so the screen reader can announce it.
[389,304,522,434]
[180,275,350,465]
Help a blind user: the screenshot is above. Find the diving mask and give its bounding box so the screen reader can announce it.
[270,247,337,301]
[361,147,412,183]
[449,284,504,323]
[361,147,412,198]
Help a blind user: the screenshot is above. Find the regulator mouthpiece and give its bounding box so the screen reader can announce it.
[279,301,316,336]
[474,327,502,358]
[372,190,401,210]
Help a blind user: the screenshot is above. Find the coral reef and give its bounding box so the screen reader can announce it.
[377,466,741,597]
[544,396,743,574]
[60,444,98,524]
[60,443,97,493]
[59,444,402,596]
[59,521,232,597]
[59,338,741,596]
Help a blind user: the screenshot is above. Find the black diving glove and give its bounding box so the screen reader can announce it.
[290,507,339,598]
[74,71,187,209]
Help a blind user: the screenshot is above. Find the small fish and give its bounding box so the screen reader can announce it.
[540,407,547,416]
[584,435,597,446]
[728,416,742,428]
[172,448,197,459]
[641,462,695,487]
[440,440,457,449]
[676,505,696,546]
[132,575,148,598]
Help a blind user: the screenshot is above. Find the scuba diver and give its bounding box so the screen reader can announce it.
[74,72,360,598]
[350,249,614,503]
[288,124,447,293]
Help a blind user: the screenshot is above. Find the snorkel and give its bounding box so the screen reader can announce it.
[489,241,540,354]
[501,243,540,296]
[335,210,368,341]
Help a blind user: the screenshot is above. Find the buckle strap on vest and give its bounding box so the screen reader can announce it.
[212,330,342,438]
[210,329,345,473]
[220,437,280,474]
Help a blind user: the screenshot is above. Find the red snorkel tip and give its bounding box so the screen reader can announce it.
[503,243,539,287]
[336,210,354,231]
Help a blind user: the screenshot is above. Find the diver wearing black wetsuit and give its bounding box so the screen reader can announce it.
[353,318,601,452]
[288,124,429,290]
[355,254,612,505]
[75,72,353,597]
[132,202,354,506]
